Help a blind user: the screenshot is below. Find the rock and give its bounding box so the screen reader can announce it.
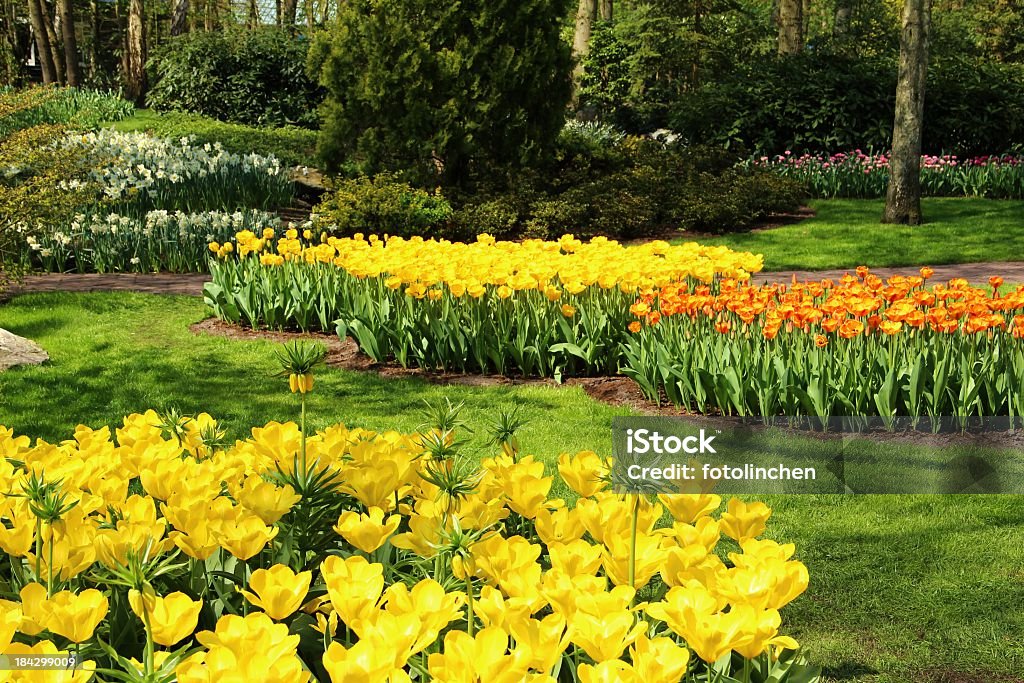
[0,328,48,371]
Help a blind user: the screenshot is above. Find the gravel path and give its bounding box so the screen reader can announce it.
[8,260,1024,298]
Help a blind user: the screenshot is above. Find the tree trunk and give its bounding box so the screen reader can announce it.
[171,0,188,36]
[88,0,98,79]
[571,0,597,106]
[56,0,81,86]
[248,0,258,29]
[599,0,611,21]
[26,0,57,83]
[40,0,65,83]
[281,0,297,26]
[124,0,146,104]
[777,0,803,55]
[834,0,853,36]
[883,0,931,225]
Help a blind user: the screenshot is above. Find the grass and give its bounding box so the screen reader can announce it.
[693,198,1024,271]
[107,109,319,169]
[1,292,1023,682]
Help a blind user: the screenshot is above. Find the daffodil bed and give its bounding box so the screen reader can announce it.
[0,411,817,683]
[205,232,764,377]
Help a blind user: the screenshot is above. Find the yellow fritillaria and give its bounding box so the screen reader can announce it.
[128,590,203,646]
[240,564,312,621]
[334,506,402,553]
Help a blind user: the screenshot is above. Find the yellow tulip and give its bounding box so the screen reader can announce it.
[43,589,108,643]
[214,514,278,560]
[231,475,302,525]
[4,639,96,682]
[569,609,645,661]
[547,539,602,577]
[129,589,203,645]
[658,492,721,524]
[0,600,22,653]
[321,555,385,628]
[322,639,395,682]
[720,498,772,543]
[427,627,533,683]
[508,613,570,674]
[334,506,402,553]
[557,451,608,498]
[189,613,309,683]
[577,660,644,683]
[240,564,312,620]
[630,633,691,683]
[381,579,465,654]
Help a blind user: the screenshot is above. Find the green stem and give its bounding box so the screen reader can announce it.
[465,574,475,637]
[46,523,53,597]
[141,596,155,675]
[628,494,640,597]
[33,517,41,585]
[300,393,307,474]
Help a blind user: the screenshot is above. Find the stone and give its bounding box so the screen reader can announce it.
[0,328,48,371]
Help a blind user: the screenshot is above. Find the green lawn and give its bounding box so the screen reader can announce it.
[1,292,1023,683]
[693,198,1024,271]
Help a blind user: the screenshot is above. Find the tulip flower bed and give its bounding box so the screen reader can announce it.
[752,151,1024,199]
[623,268,1024,421]
[0,399,817,682]
[205,232,763,377]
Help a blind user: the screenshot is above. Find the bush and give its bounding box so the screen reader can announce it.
[308,0,572,184]
[147,28,322,128]
[311,175,454,238]
[310,135,802,241]
[667,55,1024,157]
[114,111,319,168]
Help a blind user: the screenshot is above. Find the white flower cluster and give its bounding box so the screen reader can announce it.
[26,209,280,274]
[58,129,285,200]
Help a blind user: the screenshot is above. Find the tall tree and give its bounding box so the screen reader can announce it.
[599,0,611,21]
[26,0,58,83]
[884,0,931,225]
[56,0,82,85]
[124,0,146,103]
[834,0,853,36]
[40,0,65,83]
[281,0,298,26]
[571,0,597,104]
[170,0,189,35]
[777,0,803,54]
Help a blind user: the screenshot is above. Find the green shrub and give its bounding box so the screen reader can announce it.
[308,0,572,185]
[311,175,454,238]
[147,28,322,128]
[113,111,318,168]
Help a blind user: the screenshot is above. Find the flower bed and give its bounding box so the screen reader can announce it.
[25,210,280,274]
[753,150,1024,199]
[0,396,814,682]
[205,232,763,376]
[623,268,1024,421]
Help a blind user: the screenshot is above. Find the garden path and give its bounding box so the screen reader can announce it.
[10,261,1024,298]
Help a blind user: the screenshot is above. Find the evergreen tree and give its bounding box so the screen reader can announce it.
[309,0,573,186]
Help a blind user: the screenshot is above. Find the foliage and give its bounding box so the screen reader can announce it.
[308,0,572,185]
[0,392,815,682]
[757,151,1024,199]
[205,232,762,377]
[0,86,134,138]
[24,210,281,274]
[667,55,1024,157]
[311,175,454,239]
[147,28,322,128]
[623,269,1024,421]
[112,110,319,169]
[456,136,803,239]
[0,125,97,284]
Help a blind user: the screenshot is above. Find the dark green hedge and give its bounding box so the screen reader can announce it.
[147,28,323,129]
